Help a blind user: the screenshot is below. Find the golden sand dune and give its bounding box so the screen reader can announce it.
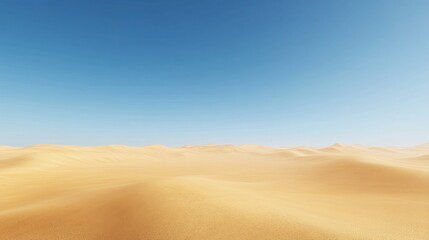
[1,144,429,240]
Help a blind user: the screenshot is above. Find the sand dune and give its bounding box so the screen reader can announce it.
[1,144,429,239]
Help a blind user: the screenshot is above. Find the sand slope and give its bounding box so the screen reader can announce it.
[0,144,429,240]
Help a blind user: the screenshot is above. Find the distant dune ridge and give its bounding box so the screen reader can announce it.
[0,144,429,240]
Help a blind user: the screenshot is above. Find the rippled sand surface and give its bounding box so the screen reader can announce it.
[1,144,429,239]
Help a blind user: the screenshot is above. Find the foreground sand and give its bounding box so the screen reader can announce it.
[0,144,428,240]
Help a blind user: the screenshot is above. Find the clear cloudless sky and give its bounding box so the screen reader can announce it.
[0,0,428,147]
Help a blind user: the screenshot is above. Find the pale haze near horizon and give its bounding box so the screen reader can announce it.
[0,0,428,147]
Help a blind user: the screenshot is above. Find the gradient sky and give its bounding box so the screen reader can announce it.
[0,0,428,147]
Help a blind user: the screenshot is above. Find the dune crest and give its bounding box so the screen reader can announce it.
[1,144,429,239]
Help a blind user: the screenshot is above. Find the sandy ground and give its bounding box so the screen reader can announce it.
[0,144,428,240]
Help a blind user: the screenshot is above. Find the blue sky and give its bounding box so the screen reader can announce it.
[0,0,428,146]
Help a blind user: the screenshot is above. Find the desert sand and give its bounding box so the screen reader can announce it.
[0,144,428,240]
